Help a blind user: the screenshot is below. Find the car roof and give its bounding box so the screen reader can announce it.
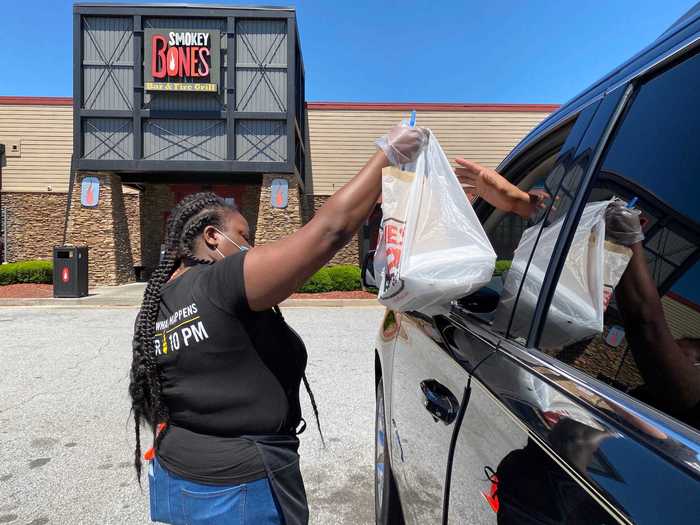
[499,3,700,170]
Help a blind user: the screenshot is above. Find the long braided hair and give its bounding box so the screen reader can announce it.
[129,191,324,481]
[129,192,233,480]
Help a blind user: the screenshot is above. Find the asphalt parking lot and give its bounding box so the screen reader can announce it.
[0,306,384,525]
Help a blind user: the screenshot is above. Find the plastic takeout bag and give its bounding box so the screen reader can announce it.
[375,130,496,312]
[494,199,632,348]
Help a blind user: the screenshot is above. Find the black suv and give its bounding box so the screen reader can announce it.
[366,6,700,524]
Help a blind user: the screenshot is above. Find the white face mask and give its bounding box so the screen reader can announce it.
[212,227,249,260]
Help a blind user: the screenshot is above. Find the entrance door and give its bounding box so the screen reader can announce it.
[170,184,244,206]
[165,184,245,234]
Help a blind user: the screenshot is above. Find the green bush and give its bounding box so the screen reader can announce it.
[327,265,362,291]
[298,265,361,293]
[494,260,512,276]
[299,267,333,293]
[0,260,53,285]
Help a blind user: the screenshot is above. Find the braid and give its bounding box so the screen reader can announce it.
[303,373,326,448]
[180,211,221,265]
[129,192,235,481]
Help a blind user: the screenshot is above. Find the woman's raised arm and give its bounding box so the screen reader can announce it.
[243,125,426,311]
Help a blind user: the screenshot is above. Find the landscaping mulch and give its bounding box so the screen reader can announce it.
[0,284,376,301]
[290,290,376,300]
[0,283,53,298]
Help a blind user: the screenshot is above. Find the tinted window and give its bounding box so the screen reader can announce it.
[481,102,606,341]
[461,116,589,330]
[540,51,700,430]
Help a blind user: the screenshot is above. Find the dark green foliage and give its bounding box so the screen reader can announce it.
[299,267,333,293]
[328,265,362,291]
[299,265,361,293]
[494,259,512,276]
[0,260,53,285]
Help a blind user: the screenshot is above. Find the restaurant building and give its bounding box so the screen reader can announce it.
[0,3,557,285]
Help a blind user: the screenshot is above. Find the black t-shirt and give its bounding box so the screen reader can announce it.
[150,252,306,484]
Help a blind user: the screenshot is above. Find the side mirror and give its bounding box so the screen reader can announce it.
[457,287,500,314]
[361,250,377,290]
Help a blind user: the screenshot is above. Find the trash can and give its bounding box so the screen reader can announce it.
[53,246,88,298]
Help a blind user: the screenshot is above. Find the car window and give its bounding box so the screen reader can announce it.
[484,85,630,348]
[467,107,595,337]
[456,114,585,318]
[538,50,700,431]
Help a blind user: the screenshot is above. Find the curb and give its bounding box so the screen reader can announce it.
[0,298,382,308]
[280,298,381,308]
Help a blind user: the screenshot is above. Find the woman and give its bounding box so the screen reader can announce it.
[129,124,427,525]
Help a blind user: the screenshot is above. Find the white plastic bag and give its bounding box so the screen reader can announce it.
[375,131,496,312]
[494,199,632,348]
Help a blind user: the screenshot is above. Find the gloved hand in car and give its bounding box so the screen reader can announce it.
[605,200,645,246]
[376,125,428,166]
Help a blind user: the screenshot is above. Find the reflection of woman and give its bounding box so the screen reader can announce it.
[129,125,426,524]
[495,432,614,524]
[608,203,700,428]
[458,163,700,428]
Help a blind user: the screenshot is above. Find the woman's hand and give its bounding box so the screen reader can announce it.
[605,200,645,246]
[376,125,428,166]
[454,158,541,218]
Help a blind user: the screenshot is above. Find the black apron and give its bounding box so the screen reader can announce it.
[239,307,315,524]
[241,433,309,525]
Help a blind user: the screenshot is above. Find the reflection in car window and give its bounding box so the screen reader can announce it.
[462,120,582,327]
[488,155,588,341]
[540,51,700,431]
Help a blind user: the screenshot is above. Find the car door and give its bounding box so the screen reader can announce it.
[387,88,604,524]
[447,45,700,524]
[521,46,700,522]
[438,86,625,524]
[388,309,489,524]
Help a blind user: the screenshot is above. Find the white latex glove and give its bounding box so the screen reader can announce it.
[376,125,428,166]
[605,200,645,246]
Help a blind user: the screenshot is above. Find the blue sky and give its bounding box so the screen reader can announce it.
[1,0,694,103]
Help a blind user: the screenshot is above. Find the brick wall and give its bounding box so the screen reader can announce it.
[123,192,141,268]
[253,177,363,266]
[254,174,303,245]
[306,194,361,266]
[2,183,362,285]
[239,183,262,245]
[2,192,67,262]
[65,172,134,286]
[140,184,174,271]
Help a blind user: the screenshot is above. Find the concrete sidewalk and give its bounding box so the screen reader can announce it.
[0,282,381,308]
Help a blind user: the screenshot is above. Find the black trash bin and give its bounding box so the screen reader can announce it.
[53,246,89,298]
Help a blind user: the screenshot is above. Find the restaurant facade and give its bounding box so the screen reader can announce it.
[0,3,556,285]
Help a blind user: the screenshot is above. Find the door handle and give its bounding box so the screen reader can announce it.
[420,379,459,424]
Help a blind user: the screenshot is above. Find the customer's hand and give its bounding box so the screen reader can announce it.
[376,125,428,166]
[605,200,644,246]
[455,158,537,217]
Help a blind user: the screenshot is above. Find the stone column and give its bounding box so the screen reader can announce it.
[310,194,361,266]
[2,192,68,262]
[65,172,134,287]
[239,183,262,245]
[254,174,303,245]
[140,183,175,272]
[123,191,142,268]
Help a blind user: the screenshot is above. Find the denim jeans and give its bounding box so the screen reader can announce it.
[149,458,283,525]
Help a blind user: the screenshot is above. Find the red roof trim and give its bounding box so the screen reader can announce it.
[306,101,560,112]
[0,96,559,112]
[667,291,700,314]
[0,96,72,106]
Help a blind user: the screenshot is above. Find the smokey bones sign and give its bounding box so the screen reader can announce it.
[144,29,220,92]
